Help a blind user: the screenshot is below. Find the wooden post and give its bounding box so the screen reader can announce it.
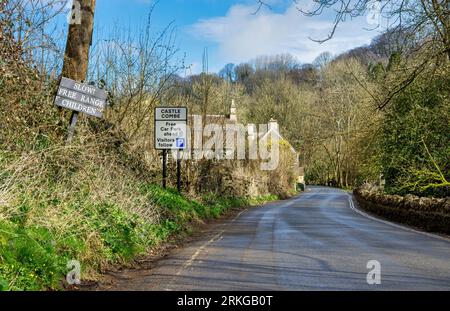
[61,0,96,143]
[162,150,167,189]
[66,111,79,144]
[177,150,182,193]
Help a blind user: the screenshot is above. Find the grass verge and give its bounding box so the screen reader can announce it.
[0,183,277,291]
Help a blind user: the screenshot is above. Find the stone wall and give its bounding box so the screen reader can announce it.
[353,184,450,234]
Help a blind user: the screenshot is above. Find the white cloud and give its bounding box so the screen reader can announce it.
[187,3,379,65]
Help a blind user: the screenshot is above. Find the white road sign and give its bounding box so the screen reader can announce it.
[155,107,187,121]
[154,107,188,150]
[54,77,107,118]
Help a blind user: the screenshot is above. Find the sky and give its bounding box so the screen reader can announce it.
[62,0,384,75]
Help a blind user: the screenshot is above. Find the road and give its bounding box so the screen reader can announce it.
[108,186,450,290]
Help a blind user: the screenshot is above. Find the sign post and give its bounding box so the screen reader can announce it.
[162,150,167,189]
[154,107,187,191]
[67,111,79,144]
[177,150,182,192]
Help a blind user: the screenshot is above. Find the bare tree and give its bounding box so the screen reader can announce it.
[257,0,449,56]
[313,52,333,69]
[219,63,236,82]
[88,5,184,152]
[2,0,68,73]
[256,0,450,109]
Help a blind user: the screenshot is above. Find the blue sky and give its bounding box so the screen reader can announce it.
[62,0,384,74]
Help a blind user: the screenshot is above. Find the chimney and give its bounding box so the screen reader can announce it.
[268,118,279,132]
[230,99,237,122]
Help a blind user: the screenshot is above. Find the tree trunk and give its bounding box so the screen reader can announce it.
[60,0,96,137]
[61,0,96,81]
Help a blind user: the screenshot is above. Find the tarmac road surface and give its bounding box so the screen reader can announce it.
[107,186,450,290]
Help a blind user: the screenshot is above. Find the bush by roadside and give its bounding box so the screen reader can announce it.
[0,178,277,290]
[0,109,279,291]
